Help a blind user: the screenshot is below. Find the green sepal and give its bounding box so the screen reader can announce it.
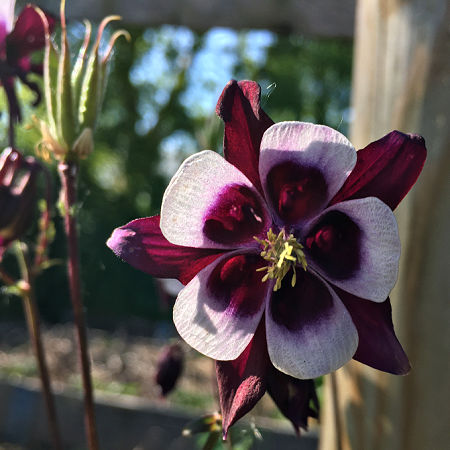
[56,1,76,151]
[78,45,100,130]
[71,20,92,119]
[33,7,59,140]
[78,16,121,131]
[99,30,131,106]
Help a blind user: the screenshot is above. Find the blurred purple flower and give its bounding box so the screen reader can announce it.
[155,343,184,397]
[0,0,55,125]
[0,147,39,259]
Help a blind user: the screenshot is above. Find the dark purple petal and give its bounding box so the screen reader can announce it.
[216,80,274,193]
[330,131,427,210]
[305,198,400,303]
[259,122,356,225]
[203,184,268,246]
[266,271,358,378]
[266,161,327,224]
[106,216,225,285]
[216,321,269,438]
[206,253,267,317]
[6,6,55,62]
[270,270,333,332]
[160,151,270,249]
[336,286,411,375]
[304,209,361,280]
[267,369,319,435]
[173,251,269,360]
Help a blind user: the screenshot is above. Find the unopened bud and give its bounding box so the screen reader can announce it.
[155,343,184,397]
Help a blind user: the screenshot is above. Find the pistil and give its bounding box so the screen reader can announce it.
[255,228,307,291]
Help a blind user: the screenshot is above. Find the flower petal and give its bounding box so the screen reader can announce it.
[0,0,15,43]
[216,80,274,193]
[216,321,269,437]
[306,197,400,302]
[260,122,356,224]
[336,287,410,374]
[161,150,270,249]
[266,270,358,379]
[173,252,269,360]
[267,370,319,435]
[330,131,427,210]
[106,216,225,285]
[6,6,55,61]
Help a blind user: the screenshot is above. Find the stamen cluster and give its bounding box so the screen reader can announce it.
[255,228,307,291]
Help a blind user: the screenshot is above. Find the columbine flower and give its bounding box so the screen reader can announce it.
[0,147,39,259]
[0,0,55,124]
[107,80,426,434]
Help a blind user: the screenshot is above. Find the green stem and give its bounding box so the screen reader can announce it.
[15,243,63,450]
[58,161,99,450]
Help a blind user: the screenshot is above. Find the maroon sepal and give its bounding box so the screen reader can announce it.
[216,321,270,438]
[216,80,274,193]
[330,131,427,210]
[106,216,225,285]
[336,287,411,375]
[267,370,319,435]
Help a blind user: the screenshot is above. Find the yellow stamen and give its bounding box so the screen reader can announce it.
[255,228,307,291]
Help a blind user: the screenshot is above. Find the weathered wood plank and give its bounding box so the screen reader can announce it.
[320,0,450,449]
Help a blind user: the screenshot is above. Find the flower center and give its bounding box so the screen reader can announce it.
[255,228,307,291]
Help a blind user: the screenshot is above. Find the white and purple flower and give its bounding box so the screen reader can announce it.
[108,80,427,434]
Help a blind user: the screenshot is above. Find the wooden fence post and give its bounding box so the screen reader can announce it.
[319,1,450,449]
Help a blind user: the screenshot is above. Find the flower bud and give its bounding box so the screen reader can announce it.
[0,148,39,258]
[155,343,184,397]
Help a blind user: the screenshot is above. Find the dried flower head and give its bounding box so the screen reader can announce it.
[34,0,129,162]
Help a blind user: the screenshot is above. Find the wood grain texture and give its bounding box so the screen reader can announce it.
[320,0,450,449]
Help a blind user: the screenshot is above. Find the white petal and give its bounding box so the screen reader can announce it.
[307,197,401,302]
[259,121,356,223]
[161,150,270,249]
[0,0,15,38]
[266,272,358,379]
[173,251,269,360]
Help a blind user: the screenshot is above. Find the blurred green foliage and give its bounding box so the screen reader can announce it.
[0,23,352,328]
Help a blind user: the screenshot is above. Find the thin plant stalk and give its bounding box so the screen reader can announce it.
[14,243,63,450]
[58,161,99,450]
